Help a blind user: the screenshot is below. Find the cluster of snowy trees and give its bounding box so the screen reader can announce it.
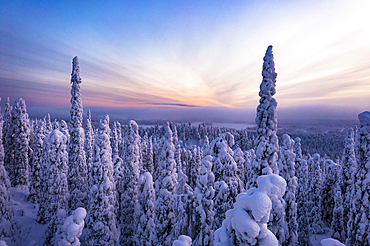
[0,47,368,246]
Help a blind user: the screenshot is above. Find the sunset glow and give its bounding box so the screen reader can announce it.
[1,0,370,120]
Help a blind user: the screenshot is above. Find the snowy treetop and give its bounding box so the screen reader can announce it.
[71,56,81,84]
[358,111,370,127]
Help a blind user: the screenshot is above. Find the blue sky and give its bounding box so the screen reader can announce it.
[1,0,369,121]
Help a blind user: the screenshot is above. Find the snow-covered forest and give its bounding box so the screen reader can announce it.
[0,46,366,246]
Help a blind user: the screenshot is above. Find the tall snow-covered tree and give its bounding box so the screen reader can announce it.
[0,100,14,239]
[278,134,297,246]
[213,181,229,231]
[40,128,69,245]
[68,56,88,211]
[85,109,94,175]
[120,120,141,245]
[307,153,323,233]
[28,120,46,203]
[233,147,246,187]
[12,98,31,188]
[340,128,356,239]
[207,133,243,210]
[332,177,344,242]
[192,155,215,246]
[135,172,155,246]
[215,174,286,246]
[296,158,311,245]
[59,120,70,145]
[45,113,52,134]
[170,168,193,242]
[321,159,341,226]
[86,115,118,246]
[2,97,13,181]
[153,122,178,246]
[189,145,202,189]
[247,45,279,190]
[346,111,370,246]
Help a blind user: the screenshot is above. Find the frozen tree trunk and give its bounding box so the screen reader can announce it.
[40,129,69,245]
[86,115,118,246]
[346,112,370,246]
[278,134,297,246]
[28,120,46,203]
[0,101,14,239]
[12,98,31,189]
[68,56,88,211]
[247,45,279,190]
[120,120,141,245]
[192,155,215,246]
[153,122,178,246]
[135,172,155,246]
[215,174,286,246]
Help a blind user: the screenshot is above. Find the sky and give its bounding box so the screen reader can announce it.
[1,0,369,122]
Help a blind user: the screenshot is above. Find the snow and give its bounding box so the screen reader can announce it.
[215,174,286,246]
[321,238,346,246]
[172,235,192,246]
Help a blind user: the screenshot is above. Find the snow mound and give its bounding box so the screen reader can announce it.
[321,238,346,246]
[172,235,192,246]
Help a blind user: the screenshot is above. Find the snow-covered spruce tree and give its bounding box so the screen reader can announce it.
[85,109,94,175]
[189,145,202,190]
[12,98,31,188]
[321,159,341,226]
[207,133,243,210]
[120,120,141,245]
[296,158,311,245]
[278,134,297,246]
[192,155,215,246]
[141,132,149,173]
[2,97,13,181]
[86,115,118,246]
[135,172,155,246]
[0,101,14,239]
[171,123,182,172]
[28,120,46,203]
[45,113,52,134]
[307,153,323,233]
[332,177,344,242]
[153,122,178,246]
[340,128,356,239]
[68,56,88,211]
[41,129,69,245]
[346,111,370,246]
[59,120,70,145]
[244,149,255,185]
[111,121,119,158]
[247,45,279,190]
[215,174,286,246]
[233,147,246,187]
[170,168,193,243]
[147,136,154,174]
[213,180,229,231]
